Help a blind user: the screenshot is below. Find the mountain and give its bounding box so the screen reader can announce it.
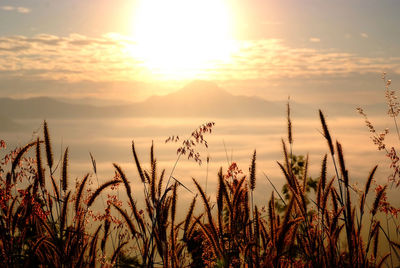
[0,80,336,119]
[0,97,109,118]
[58,97,134,107]
[134,80,288,117]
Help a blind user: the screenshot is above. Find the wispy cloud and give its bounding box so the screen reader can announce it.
[309,37,321,43]
[360,33,368,38]
[17,7,31,14]
[1,5,31,13]
[0,33,399,84]
[1,6,14,11]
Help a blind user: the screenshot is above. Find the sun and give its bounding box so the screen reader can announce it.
[128,0,236,80]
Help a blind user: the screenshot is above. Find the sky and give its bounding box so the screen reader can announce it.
[2,0,400,217]
[1,0,400,103]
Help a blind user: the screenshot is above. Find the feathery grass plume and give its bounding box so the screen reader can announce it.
[33,172,39,194]
[243,187,250,224]
[75,173,89,214]
[302,154,309,191]
[344,185,354,254]
[62,147,69,191]
[11,141,36,182]
[319,110,335,155]
[60,191,71,237]
[281,139,291,175]
[330,187,339,213]
[372,185,387,216]
[7,197,17,225]
[113,163,135,207]
[218,167,233,215]
[87,179,121,207]
[144,169,151,184]
[150,141,157,186]
[317,175,323,209]
[269,192,276,243]
[276,196,296,253]
[35,137,44,187]
[336,141,349,187]
[259,221,269,249]
[254,205,260,265]
[101,213,111,253]
[112,204,137,237]
[217,171,224,233]
[365,165,378,196]
[192,178,219,247]
[132,140,146,183]
[193,216,223,260]
[115,163,145,235]
[183,196,197,240]
[158,169,165,199]
[287,100,293,145]
[171,182,178,226]
[277,161,294,191]
[6,171,11,190]
[372,221,380,259]
[150,140,155,164]
[232,176,247,208]
[321,154,327,189]
[286,181,307,217]
[43,120,53,170]
[150,167,157,204]
[250,150,256,191]
[330,207,344,236]
[89,152,97,175]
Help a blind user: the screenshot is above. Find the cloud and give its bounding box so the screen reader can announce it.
[0,5,31,13]
[1,6,14,11]
[17,7,31,14]
[309,37,320,43]
[0,33,399,86]
[360,33,368,38]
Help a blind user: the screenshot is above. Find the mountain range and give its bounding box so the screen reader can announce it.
[0,80,383,131]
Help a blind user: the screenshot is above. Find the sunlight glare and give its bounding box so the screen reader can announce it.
[128,0,236,80]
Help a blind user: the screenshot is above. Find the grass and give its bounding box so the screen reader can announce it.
[1,90,400,267]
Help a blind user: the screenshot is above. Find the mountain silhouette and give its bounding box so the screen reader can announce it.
[0,80,310,119]
[135,80,285,117]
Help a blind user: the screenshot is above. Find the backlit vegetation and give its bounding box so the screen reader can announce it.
[1,79,400,267]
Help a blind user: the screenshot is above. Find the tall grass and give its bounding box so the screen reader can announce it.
[1,102,400,267]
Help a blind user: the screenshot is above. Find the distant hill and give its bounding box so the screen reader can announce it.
[134,80,290,117]
[0,80,376,120]
[59,97,134,107]
[0,97,110,118]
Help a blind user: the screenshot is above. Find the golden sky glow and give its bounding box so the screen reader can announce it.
[1,1,400,102]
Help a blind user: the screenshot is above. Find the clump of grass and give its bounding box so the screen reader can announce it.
[0,122,121,267]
